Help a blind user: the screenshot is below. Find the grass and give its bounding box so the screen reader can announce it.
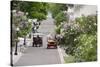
[64,55,75,63]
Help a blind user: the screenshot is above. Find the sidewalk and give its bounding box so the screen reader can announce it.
[12,38,32,65]
[12,46,23,65]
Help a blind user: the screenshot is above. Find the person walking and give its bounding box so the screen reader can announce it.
[33,35,37,47]
[36,35,42,47]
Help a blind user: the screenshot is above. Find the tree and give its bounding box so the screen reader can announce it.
[49,3,68,35]
[11,1,49,46]
[62,15,97,62]
[11,1,48,21]
[74,34,97,62]
[49,3,68,18]
[12,10,32,46]
[73,15,97,61]
[55,12,67,26]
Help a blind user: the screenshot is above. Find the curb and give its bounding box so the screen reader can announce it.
[57,46,65,64]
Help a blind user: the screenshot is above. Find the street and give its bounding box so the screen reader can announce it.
[14,14,61,66]
[14,47,61,66]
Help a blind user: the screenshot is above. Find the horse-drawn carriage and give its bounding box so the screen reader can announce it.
[47,34,57,49]
[47,39,57,49]
[32,33,44,47]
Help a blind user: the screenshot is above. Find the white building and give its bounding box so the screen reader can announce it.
[74,5,97,18]
[66,4,97,21]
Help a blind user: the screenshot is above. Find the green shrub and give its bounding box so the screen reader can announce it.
[62,15,97,62]
[74,34,97,61]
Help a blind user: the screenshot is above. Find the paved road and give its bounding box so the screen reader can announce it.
[14,12,61,66]
[14,47,61,66]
